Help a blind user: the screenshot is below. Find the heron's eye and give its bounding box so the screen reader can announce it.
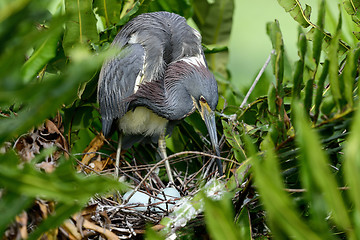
[199,96,207,104]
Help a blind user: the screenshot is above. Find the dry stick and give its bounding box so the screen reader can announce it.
[123,151,234,203]
[71,213,118,240]
[240,50,275,109]
[183,158,213,189]
[119,154,205,172]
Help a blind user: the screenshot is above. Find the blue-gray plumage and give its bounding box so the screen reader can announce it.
[97,12,223,180]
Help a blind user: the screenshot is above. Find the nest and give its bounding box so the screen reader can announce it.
[4,114,222,239]
[81,156,218,239]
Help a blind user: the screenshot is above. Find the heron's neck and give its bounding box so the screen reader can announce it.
[128,75,194,121]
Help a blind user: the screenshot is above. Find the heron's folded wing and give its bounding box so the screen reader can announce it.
[97,44,145,137]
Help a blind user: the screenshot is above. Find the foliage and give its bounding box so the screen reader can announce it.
[229,0,360,239]
[1,0,360,239]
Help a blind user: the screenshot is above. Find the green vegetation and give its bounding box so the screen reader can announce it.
[1,0,360,239]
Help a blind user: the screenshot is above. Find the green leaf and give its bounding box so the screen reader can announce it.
[344,107,360,237]
[192,0,234,75]
[277,0,311,28]
[235,206,252,240]
[292,60,304,102]
[328,33,342,111]
[21,25,62,83]
[267,84,277,115]
[343,0,360,15]
[116,0,140,26]
[204,193,241,240]
[93,0,121,27]
[0,0,31,23]
[0,48,105,144]
[343,0,360,25]
[297,29,307,61]
[63,0,99,55]
[267,20,284,88]
[0,2,61,90]
[278,0,350,55]
[0,192,33,236]
[225,157,251,191]
[312,0,325,67]
[294,103,352,234]
[222,120,246,163]
[193,0,233,44]
[165,126,186,153]
[0,151,126,203]
[341,48,356,108]
[303,78,314,115]
[353,31,360,40]
[266,20,287,143]
[0,149,127,237]
[248,135,322,239]
[293,29,308,114]
[145,225,166,240]
[28,202,83,240]
[144,0,193,19]
[313,60,329,123]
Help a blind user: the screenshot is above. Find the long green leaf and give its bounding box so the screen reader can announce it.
[63,0,98,55]
[304,78,314,115]
[204,193,241,240]
[344,107,360,237]
[313,60,329,123]
[313,0,325,67]
[267,20,284,90]
[291,59,304,101]
[236,207,252,240]
[0,151,126,204]
[294,104,352,235]
[328,33,342,111]
[249,136,322,239]
[267,20,287,143]
[342,49,355,108]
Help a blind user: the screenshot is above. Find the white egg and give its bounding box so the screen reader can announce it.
[122,190,151,211]
[153,187,181,212]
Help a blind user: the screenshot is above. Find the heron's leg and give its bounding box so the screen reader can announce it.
[115,133,122,178]
[158,131,174,184]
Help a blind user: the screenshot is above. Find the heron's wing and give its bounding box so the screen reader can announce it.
[97,44,145,137]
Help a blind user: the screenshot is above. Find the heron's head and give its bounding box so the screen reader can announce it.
[177,57,223,175]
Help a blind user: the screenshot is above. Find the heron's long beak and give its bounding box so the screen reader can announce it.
[199,101,223,176]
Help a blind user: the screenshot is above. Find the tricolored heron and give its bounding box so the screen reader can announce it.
[97,11,223,183]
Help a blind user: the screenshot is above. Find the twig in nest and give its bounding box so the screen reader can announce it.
[124,151,234,203]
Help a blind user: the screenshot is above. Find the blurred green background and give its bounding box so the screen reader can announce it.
[228,0,350,92]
